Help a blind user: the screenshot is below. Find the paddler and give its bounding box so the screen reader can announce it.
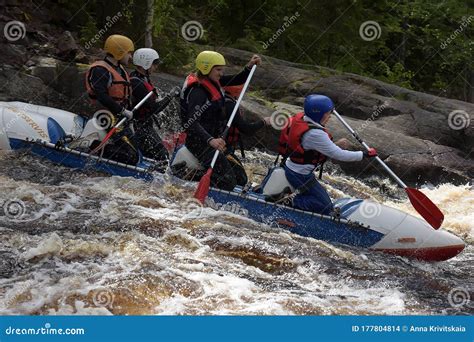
[279,94,377,214]
[180,50,261,190]
[130,47,179,165]
[85,34,138,164]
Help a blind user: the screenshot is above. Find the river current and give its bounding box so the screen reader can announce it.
[0,148,472,315]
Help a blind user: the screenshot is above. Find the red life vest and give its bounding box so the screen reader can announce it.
[184,73,223,102]
[180,73,225,131]
[224,94,241,146]
[278,112,333,165]
[85,60,131,106]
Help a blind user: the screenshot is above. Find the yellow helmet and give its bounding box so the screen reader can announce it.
[104,35,135,60]
[196,51,226,75]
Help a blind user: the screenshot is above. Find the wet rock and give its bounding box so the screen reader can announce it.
[74,50,89,64]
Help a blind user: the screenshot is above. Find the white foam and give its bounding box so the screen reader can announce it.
[23,232,63,260]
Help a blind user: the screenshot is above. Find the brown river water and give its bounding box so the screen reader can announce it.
[0,148,472,315]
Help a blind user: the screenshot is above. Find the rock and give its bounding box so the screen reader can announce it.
[217,47,474,156]
[56,31,80,61]
[0,42,28,66]
[240,96,277,151]
[0,56,94,116]
[150,72,183,91]
[238,99,473,185]
[0,67,68,108]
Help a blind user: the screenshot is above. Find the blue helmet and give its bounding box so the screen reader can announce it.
[303,94,334,123]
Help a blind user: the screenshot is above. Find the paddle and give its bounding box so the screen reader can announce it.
[332,110,444,229]
[194,64,257,204]
[90,90,156,155]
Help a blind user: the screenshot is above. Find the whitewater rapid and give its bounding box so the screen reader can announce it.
[0,149,472,315]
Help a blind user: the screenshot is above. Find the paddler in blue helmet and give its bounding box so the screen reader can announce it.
[279,94,377,214]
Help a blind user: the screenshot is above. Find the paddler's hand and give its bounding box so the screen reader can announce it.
[121,108,134,120]
[247,55,262,68]
[263,116,272,126]
[363,148,377,158]
[209,138,226,152]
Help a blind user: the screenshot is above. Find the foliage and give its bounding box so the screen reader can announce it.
[56,0,473,101]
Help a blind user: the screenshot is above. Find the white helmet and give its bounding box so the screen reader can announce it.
[133,48,160,70]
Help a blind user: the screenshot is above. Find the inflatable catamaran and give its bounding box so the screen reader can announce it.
[0,101,465,261]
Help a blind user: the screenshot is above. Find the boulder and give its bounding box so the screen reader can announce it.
[217,47,474,156]
[239,98,473,185]
[18,57,94,116]
[56,31,83,62]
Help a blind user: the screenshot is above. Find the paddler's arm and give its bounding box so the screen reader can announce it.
[221,55,261,86]
[153,86,181,115]
[303,130,363,162]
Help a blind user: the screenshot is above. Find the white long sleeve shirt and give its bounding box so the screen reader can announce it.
[285,116,363,175]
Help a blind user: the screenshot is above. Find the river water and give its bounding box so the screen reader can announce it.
[0,147,472,316]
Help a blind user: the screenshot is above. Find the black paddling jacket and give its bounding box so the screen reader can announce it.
[129,70,158,121]
[181,67,252,148]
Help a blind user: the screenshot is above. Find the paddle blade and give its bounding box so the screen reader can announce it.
[194,168,213,204]
[406,188,444,229]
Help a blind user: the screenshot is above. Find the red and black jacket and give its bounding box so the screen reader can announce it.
[180,68,251,148]
[130,70,158,121]
[279,112,333,165]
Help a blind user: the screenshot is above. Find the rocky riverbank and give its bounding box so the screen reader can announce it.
[0,0,472,185]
